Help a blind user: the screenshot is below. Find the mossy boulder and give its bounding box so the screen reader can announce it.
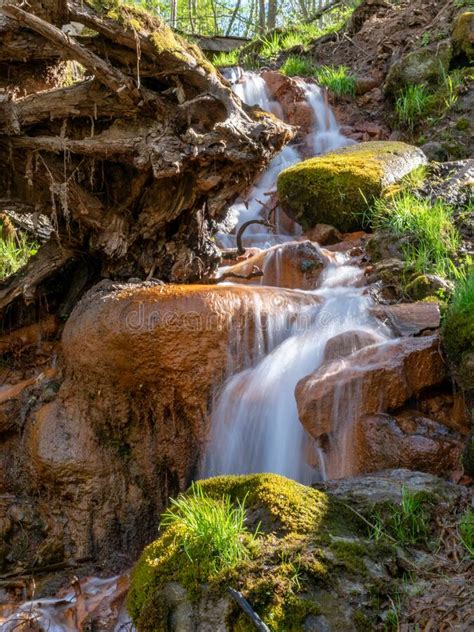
[452,12,474,60]
[384,42,452,95]
[128,471,466,632]
[277,141,426,232]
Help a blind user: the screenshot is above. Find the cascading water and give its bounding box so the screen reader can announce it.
[217,70,353,250]
[202,70,388,483]
[201,259,392,483]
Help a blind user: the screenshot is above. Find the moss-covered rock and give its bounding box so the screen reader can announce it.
[452,12,474,61]
[277,141,426,232]
[384,42,452,95]
[128,471,466,631]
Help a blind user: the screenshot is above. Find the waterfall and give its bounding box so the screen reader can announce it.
[217,70,354,250]
[201,260,392,483]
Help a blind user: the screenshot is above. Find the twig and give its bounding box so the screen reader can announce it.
[236,219,274,255]
[205,266,264,284]
[228,588,270,632]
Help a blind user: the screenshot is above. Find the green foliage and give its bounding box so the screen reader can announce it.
[395,84,433,130]
[459,508,474,558]
[280,55,314,77]
[371,192,461,279]
[0,232,38,280]
[313,64,356,96]
[213,49,239,67]
[369,487,433,547]
[442,269,474,370]
[160,482,256,575]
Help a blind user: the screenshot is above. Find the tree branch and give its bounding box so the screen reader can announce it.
[0,4,141,106]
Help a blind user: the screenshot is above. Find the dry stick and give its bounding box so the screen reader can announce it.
[228,588,271,632]
[236,219,274,255]
[206,267,264,284]
[0,4,141,106]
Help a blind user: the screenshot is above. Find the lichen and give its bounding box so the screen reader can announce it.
[277,141,422,232]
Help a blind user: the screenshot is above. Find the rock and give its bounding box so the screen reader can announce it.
[366,232,403,262]
[296,335,446,439]
[21,282,320,562]
[277,141,427,232]
[421,141,449,162]
[129,471,470,632]
[405,274,454,301]
[452,12,474,60]
[320,468,464,507]
[323,330,383,363]
[384,42,452,95]
[354,76,379,95]
[353,412,464,477]
[463,432,474,476]
[260,70,312,132]
[371,302,441,337]
[221,240,330,290]
[305,223,342,246]
[285,101,314,131]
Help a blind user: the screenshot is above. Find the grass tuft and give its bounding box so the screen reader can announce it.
[212,49,239,67]
[371,192,461,279]
[0,231,38,280]
[160,482,257,576]
[313,65,355,96]
[280,55,314,77]
[459,508,474,558]
[395,84,433,131]
[369,486,432,547]
[442,269,474,368]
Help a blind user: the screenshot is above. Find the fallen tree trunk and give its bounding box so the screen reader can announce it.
[0,0,292,324]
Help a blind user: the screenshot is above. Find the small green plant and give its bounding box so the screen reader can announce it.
[314,65,356,96]
[420,32,431,47]
[160,483,258,576]
[443,268,474,365]
[260,32,283,59]
[459,509,474,558]
[280,31,305,51]
[369,486,432,546]
[371,192,460,279]
[395,84,433,130]
[280,55,314,77]
[212,49,239,67]
[0,232,38,280]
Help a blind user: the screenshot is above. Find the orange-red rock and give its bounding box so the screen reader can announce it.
[296,335,447,439]
[220,240,331,290]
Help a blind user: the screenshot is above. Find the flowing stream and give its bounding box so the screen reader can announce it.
[2,69,384,630]
[202,70,389,483]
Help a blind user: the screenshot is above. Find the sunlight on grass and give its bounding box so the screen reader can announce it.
[395,85,433,130]
[160,482,258,575]
[0,232,38,280]
[280,55,314,77]
[314,65,355,96]
[371,192,461,279]
[212,49,239,67]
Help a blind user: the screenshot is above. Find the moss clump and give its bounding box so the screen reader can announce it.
[128,474,366,631]
[442,270,474,392]
[452,12,474,60]
[329,539,368,575]
[277,142,425,232]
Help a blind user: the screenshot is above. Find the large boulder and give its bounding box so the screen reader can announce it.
[296,335,446,439]
[452,12,474,60]
[18,281,320,563]
[384,42,452,95]
[128,471,470,632]
[277,141,426,232]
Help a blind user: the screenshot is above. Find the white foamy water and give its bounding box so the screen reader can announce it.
[201,261,392,483]
[218,71,354,250]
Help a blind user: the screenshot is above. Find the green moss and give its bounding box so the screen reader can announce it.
[442,270,474,391]
[452,12,474,59]
[277,142,423,232]
[329,540,368,575]
[197,473,329,535]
